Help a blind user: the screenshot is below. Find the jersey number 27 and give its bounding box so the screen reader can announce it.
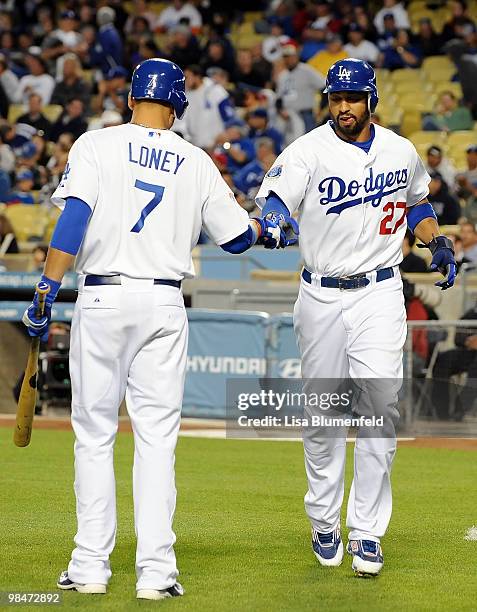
[379,201,406,235]
[131,180,165,233]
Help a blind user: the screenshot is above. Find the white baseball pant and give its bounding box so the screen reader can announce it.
[66,276,188,590]
[294,267,406,542]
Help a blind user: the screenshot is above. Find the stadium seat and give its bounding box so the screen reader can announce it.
[42,105,63,122]
[390,68,423,84]
[398,92,436,113]
[447,130,477,150]
[4,205,49,242]
[244,11,263,23]
[393,80,433,96]
[377,107,403,129]
[409,130,448,149]
[431,81,463,99]
[7,104,25,124]
[401,111,424,137]
[422,56,455,79]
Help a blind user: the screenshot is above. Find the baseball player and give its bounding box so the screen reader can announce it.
[256,59,456,576]
[22,58,297,600]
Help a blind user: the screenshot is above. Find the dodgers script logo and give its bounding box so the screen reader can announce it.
[146,73,158,97]
[318,167,408,215]
[337,65,351,81]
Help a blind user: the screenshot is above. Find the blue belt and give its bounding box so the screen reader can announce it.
[84,274,181,288]
[301,267,394,290]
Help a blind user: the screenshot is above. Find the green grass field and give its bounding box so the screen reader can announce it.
[1,428,476,612]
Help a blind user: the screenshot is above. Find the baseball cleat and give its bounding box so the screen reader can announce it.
[347,540,383,576]
[312,526,344,567]
[137,582,184,600]
[56,570,106,594]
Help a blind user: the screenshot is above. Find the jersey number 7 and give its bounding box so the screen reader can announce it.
[130,179,165,233]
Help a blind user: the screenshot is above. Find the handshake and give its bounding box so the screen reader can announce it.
[252,212,299,249]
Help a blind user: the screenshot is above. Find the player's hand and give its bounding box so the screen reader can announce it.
[426,236,457,290]
[264,212,299,247]
[253,216,282,249]
[22,277,61,341]
[22,300,52,342]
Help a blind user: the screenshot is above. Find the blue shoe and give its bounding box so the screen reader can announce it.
[347,540,383,576]
[312,526,344,567]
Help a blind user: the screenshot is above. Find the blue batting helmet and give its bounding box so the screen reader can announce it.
[131,58,188,119]
[324,58,379,112]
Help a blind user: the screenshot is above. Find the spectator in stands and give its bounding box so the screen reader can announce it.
[460,220,477,263]
[234,136,277,199]
[14,53,55,105]
[441,0,476,43]
[379,28,421,70]
[428,171,461,226]
[234,48,268,89]
[374,0,410,35]
[300,24,328,62]
[431,300,477,420]
[49,98,87,142]
[90,7,123,77]
[262,23,287,63]
[0,127,14,174]
[7,168,35,205]
[344,24,379,65]
[416,17,443,58]
[276,41,325,135]
[354,5,378,43]
[168,25,201,68]
[182,64,236,149]
[246,108,283,154]
[157,0,202,32]
[0,166,10,202]
[308,34,348,78]
[50,53,91,111]
[201,40,235,76]
[94,66,130,121]
[0,123,36,156]
[425,146,457,193]
[41,10,83,63]
[0,213,18,253]
[214,118,255,175]
[400,229,429,273]
[32,244,48,270]
[124,0,158,33]
[16,93,51,139]
[422,90,474,132]
[0,53,18,103]
[310,0,340,32]
[456,145,477,220]
[46,132,73,188]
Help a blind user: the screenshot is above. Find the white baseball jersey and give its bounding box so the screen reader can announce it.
[182,77,234,149]
[256,122,430,277]
[51,123,249,279]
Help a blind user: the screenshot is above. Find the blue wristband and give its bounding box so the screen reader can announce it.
[40,274,61,307]
[407,202,437,233]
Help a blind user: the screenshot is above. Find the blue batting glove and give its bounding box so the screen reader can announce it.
[252,216,283,249]
[22,276,61,341]
[421,236,457,290]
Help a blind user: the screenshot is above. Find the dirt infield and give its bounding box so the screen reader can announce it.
[1,414,477,449]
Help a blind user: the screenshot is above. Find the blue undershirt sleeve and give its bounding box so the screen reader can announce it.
[220,226,255,254]
[50,196,92,255]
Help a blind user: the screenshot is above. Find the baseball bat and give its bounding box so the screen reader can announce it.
[13,282,50,447]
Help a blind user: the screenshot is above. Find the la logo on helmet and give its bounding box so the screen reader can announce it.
[146,73,158,96]
[337,66,351,81]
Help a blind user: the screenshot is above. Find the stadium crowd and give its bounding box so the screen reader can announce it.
[0,0,477,251]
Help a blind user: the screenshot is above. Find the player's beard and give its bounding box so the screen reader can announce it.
[332,108,371,140]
